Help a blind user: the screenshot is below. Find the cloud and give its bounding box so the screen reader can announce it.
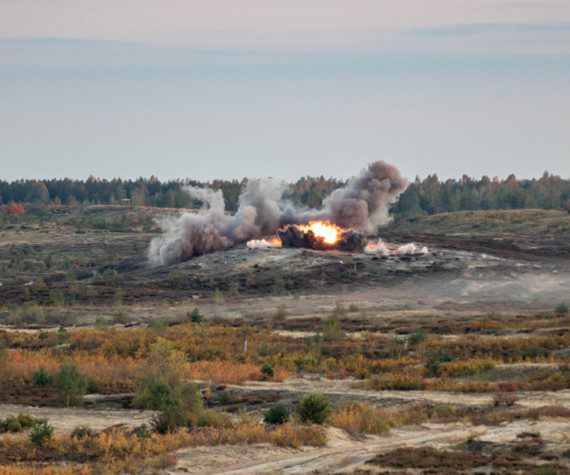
[409,22,570,36]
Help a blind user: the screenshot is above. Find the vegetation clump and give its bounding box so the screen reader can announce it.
[296,393,331,424]
[0,414,38,433]
[32,367,53,387]
[264,405,290,425]
[29,418,54,446]
[54,363,88,406]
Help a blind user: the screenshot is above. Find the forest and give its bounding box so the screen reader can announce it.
[1,172,568,217]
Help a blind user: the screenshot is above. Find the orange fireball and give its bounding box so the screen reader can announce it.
[297,220,343,245]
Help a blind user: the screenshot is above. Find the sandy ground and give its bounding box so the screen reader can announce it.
[0,404,155,434]
[226,378,570,409]
[170,419,570,474]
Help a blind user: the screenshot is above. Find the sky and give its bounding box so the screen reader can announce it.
[0,1,569,182]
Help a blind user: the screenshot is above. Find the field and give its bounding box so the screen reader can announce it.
[0,206,569,474]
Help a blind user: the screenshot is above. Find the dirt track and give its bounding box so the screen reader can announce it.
[226,378,570,409]
[0,404,155,434]
[171,419,570,474]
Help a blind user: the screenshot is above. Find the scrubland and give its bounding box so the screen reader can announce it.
[0,207,569,473]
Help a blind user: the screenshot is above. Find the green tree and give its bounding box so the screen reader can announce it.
[54,363,88,406]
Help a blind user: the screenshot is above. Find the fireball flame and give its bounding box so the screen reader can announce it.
[296,220,342,245]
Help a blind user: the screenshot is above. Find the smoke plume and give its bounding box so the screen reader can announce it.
[148,161,408,266]
[148,180,285,265]
[279,161,408,232]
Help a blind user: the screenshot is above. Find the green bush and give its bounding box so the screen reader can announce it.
[0,414,38,433]
[0,416,21,433]
[296,393,331,424]
[188,308,203,323]
[322,315,344,341]
[29,419,54,446]
[134,378,203,433]
[408,329,427,347]
[133,423,152,439]
[54,363,88,406]
[261,363,275,380]
[133,378,175,411]
[424,350,454,377]
[32,367,53,387]
[264,404,290,425]
[16,413,37,428]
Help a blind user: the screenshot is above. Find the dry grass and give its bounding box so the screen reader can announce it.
[0,422,326,473]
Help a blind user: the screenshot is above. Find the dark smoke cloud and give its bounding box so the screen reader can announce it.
[148,161,408,266]
[279,161,408,232]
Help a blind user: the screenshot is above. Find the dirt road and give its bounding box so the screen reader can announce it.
[226,378,570,409]
[0,404,155,434]
[171,419,570,474]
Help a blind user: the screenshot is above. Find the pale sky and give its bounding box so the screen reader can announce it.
[0,1,569,181]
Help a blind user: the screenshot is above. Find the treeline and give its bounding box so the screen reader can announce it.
[1,172,568,216]
[0,175,346,213]
[394,173,570,216]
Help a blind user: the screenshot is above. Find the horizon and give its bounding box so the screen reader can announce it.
[1,168,566,184]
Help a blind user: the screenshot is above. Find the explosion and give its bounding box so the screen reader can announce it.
[278,220,365,252]
[246,236,282,249]
[296,221,342,245]
[148,160,409,265]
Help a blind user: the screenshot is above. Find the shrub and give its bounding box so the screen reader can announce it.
[348,303,360,313]
[438,359,495,378]
[29,418,54,446]
[366,371,426,391]
[16,413,38,429]
[270,422,326,448]
[188,308,203,323]
[32,367,53,387]
[147,453,178,471]
[408,330,427,347]
[264,405,290,425]
[296,393,331,424]
[94,316,108,328]
[261,363,275,380]
[112,308,128,324]
[133,423,152,439]
[54,363,88,406]
[0,413,42,437]
[195,409,232,428]
[229,281,240,296]
[322,315,344,341]
[330,401,390,435]
[134,378,203,433]
[152,411,179,434]
[424,350,454,377]
[555,302,568,316]
[133,377,175,410]
[71,424,93,438]
[520,345,549,360]
[492,392,519,407]
[273,304,287,323]
[331,302,347,317]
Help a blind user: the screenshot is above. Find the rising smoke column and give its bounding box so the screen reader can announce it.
[148,161,408,266]
[279,161,408,232]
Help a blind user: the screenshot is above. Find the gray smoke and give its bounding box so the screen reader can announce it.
[148,161,408,266]
[279,161,408,232]
[148,180,286,266]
